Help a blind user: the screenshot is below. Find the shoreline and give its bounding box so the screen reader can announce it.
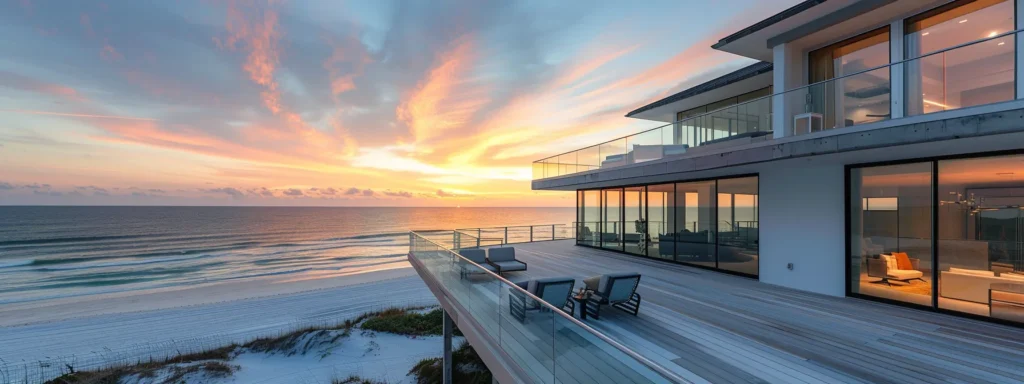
[0,260,414,327]
[0,264,437,364]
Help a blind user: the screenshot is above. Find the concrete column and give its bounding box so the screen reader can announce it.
[889,20,905,119]
[1017,0,1024,99]
[772,43,804,138]
[443,309,453,384]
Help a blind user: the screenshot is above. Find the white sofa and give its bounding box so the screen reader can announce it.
[939,268,1024,304]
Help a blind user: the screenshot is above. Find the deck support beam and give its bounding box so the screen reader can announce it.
[443,308,453,384]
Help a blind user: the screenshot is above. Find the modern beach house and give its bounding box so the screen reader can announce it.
[410,1,1024,383]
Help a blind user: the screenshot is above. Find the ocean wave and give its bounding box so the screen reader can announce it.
[0,234,148,247]
[0,259,34,268]
[323,232,408,242]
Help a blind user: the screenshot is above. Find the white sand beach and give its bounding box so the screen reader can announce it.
[0,263,440,381]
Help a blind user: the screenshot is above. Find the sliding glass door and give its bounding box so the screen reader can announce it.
[575,175,759,278]
[624,186,646,256]
[648,184,675,260]
[601,188,623,251]
[850,153,1024,326]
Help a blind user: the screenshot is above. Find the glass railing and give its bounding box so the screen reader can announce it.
[534,29,1020,181]
[533,95,772,180]
[453,224,574,248]
[408,231,686,383]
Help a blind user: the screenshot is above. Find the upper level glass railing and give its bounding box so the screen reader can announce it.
[533,29,1019,180]
[408,231,688,383]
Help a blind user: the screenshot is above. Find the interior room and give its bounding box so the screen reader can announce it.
[850,154,1024,324]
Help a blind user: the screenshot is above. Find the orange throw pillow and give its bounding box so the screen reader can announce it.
[893,252,913,270]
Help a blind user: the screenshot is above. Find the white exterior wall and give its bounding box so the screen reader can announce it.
[758,162,846,296]
[771,42,805,139]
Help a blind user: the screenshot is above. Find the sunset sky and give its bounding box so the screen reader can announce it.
[0,0,796,206]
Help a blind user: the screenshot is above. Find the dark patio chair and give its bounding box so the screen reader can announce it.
[582,272,642,319]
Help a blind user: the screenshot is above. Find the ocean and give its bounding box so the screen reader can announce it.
[0,206,574,305]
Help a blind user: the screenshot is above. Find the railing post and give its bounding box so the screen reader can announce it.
[552,224,556,240]
[443,309,453,384]
[530,226,534,242]
[504,227,508,245]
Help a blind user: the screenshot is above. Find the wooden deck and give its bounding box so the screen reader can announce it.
[502,240,1024,384]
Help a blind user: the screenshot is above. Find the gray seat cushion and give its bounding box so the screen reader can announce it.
[491,260,526,272]
[460,249,487,264]
[488,247,516,262]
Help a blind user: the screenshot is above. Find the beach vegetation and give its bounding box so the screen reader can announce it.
[408,341,491,384]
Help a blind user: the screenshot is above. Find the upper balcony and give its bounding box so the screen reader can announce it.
[534,0,1024,182]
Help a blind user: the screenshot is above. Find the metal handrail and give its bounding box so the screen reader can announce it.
[533,27,1024,165]
[409,231,690,383]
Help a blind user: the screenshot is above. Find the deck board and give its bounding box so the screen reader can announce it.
[488,240,1024,384]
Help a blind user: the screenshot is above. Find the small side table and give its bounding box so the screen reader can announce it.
[990,283,1024,323]
[572,290,593,320]
[793,112,823,135]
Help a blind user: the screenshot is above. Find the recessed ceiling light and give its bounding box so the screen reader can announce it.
[989,31,999,37]
[999,42,1006,46]
[959,19,968,23]
[922,32,930,36]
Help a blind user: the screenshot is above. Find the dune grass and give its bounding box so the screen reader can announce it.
[408,341,491,384]
[39,305,488,384]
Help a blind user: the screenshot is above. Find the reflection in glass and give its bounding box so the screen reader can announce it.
[717,177,759,275]
[808,27,890,131]
[602,189,623,251]
[624,187,647,256]
[673,181,716,267]
[647,184,675,260]
[849,162,934,307]
[580,190,601,247]
[938,155,1024,324]
[905,0,1014,116]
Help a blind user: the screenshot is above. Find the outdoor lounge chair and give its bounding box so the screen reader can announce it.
[459,248,497,279]
[487,247,527,275]
[582,272,642,319]
[508,277,576,322]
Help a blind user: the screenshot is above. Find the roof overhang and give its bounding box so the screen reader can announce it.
[713,0,948,62]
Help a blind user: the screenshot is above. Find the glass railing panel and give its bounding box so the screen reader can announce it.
[627,126,664,163]
[905,36,1014,117]
[408,232,684,383]
[552,314,669,383]
[578,145,600,173]
[499,282,555,383]
[532,161,545,180]
[545,161,560,179]
[598,137,627,169]
[558,152,577,176]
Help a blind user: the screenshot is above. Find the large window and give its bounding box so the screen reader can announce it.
[905,0,1015,116]
[808,27,891,131]
[580,190,600,247]
[675,87,772,147]
[850,154,1024,326]
[647,183,675,260]
[624,186,646,256]
[938,155,1024,323]
[718,177,760,276]
[849,162,934,307]
[601,188,622,251]
[576,175,759,277]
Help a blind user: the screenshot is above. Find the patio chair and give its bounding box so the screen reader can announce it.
[459,248,496,279]
[487,247,527,275]
[508,277,576,322]
[582,272,642,319]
